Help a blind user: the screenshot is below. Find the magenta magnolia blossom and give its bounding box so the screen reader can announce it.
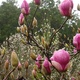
[73,33,80,50]
[42,59,51,74]
[19,13,24,25]
[35,54,42,69]
[34,0,41,5]
[21,0,30,15]
[58,0,73,17]
[50,49,70,72]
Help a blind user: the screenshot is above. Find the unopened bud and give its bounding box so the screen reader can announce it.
[44,41,49,49]
[32,17,37,27]
[42,59,51,75]
[71,77,76,80]
[32,69,37,78]
[64,34,66,38]
[10,73,14,79]
[41,37,48,48]
[20,25,25,33]
[11,51,19,67]
[65,43,69,47]
[1,47,5,55]
[4,59,9,70]
[17,62,22,71]
[33,65,38,71]
[18,13,24,25]
[41,36,45,45]
[30,52,37,60]
[17,27,20,32]
[25,31,28,37]
[77,4,80,11]
[24,61,29,69]
[23,24,27,31]
[21,39,26,44]
[34,0,41,5]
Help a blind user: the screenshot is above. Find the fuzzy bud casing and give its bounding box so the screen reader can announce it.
[11,51,19,68]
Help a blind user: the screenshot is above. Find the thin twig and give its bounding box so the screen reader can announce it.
[39,71,48,80]
[29,35,44,50]
[49,17,69,48]
[30,6,39,27]
[3,67,16,80]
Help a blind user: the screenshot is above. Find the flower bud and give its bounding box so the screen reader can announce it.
[77,4,80,11]
[21,0,30,15]
[32,69,37,78]
[73,33,80,50]
[20,25,25,33]
[23,24,27,31]
[34,0,41,5]
[73,49,77,54]
[4,59,9,70]
[42,59,51,75]
[1,47,5,55]
[58,0,73,17]
[71,77,76,80]
[41,37,48,48]
[10,73,14,79]
[35,54,42,69]
[64,34,66,38]
[21,39,26,44]
[24,61,29,69]
[17,62,22,71]
[17,27,20,32]
[30,52,37,60]
[18,13,24,25]
[32,17,37,27]
[41,36,45,43]
[65,43,69,47]
[25,31,28,37]
[11,51,19,67]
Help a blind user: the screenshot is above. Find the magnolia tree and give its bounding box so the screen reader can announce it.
[0,0,80,80]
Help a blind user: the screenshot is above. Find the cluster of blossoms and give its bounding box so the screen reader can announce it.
[18,0,80,78]
[19,0,41,25]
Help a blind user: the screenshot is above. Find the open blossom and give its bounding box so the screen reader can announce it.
[34,0,41,5]
[21,0,30,15]
[42,59,51,75]
[35,54,42,69]
[73,33,80,50]
[18,13,24,25]
[50,49,70,72]
[58,0,73,17]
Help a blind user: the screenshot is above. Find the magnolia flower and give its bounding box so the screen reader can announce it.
[58,0,73,17]
[50,49,70,72]
[34,0,41,5]
[73,33,80,50]
[42,59,51,75]
[18,13,24,25]
[35,54,42,69]
[21,0,30,15]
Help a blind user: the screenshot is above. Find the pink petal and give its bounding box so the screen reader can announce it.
[52,61,63,72]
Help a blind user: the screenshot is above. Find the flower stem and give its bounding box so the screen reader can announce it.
[49,17,69,48]
[3,67,16,80]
